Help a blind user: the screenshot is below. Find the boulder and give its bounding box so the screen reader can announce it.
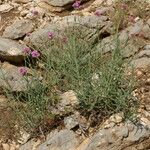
[45,0,75,7]
[0,37,27,63]
[0,62,30,92]
[96,20,146,58]
[3,19,34,40]
[85,122,150,150]
[25,15,112,50]
[20,129,82,150]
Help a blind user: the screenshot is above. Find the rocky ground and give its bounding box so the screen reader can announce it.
[0,0,150,150]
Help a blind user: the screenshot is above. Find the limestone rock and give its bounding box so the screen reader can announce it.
[85,122,150,150]
[0,37,27,63]
[51,90,79,115]
[13,0,31,4]
[38,1,65,12]
[37,129,81,150]
[25,15,112,50]
[0,62,30,92]
[0,4,13,13]
[3,19,34,39]
[64,114,79,129]
[45,0,75,7]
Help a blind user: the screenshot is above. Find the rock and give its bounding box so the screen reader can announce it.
[0,62,30,92]
[60,90,79,107]
[0,4,13,13]
[64,114,79,129]
[19,139,41,150]
[37,129,81,150]
[85,122,150,150]
[130,47,150,68]
[51,90,79,115]
[96,20,146,58]
[13,0,31,3]
[3,19,34,39]
[2,142,19,150]
[45,0,75,7]
[25,15,112,50]
[18,130,30,144]
[0,95,8,107]
[37,1,65,12]
[0,37,27,63]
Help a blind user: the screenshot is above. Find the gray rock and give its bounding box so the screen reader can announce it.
[96,20,146,58]
[37,129,81,150]
[3,19,34,39]
[51,90,79,115]
[46,0,75,7]
[0,62,29,92]
[85,122,150,150]
[130,57,150,69]
[64,115,79,129]
[0,37,27,63]
[25,15,112,50]
[37,1,65,12]
[130,47,150,68]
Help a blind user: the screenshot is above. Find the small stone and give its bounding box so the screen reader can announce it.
[60,90,79,107]
[64,115,79,129]
[0,4,13,12]
[109,113,124,123]
[18,130,30,144]
[136,70,143,77]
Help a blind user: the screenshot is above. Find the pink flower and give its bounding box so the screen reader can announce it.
[31,50,40,58]
[19,67,27,76]
[72,1,81,9]
[48,32,55,39]
[31,10,38,15]
[23,47,31,55]
[94,10,102,16]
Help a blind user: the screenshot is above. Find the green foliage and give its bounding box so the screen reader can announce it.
[2,30,138,135]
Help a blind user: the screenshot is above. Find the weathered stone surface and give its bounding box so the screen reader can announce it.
[51,90,79,115]
[0,62,29,92]
[45,0,75,7]
[96,20,146,58]
[130,46,150,68]
[37,1,65,12]
[0,4,13,12]
[3,19,34,39]
[37,129,81,150]
[64,114,79,129]
[0,37,27,63]
[85,122,150,150]
[25,15,112,50]
[13,0,31,4]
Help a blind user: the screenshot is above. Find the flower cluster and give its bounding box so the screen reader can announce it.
[48,31,55,39]
[21,48,40,76]
[19,67,27,76]
[23,47,40,58]
[72,1,81,9]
